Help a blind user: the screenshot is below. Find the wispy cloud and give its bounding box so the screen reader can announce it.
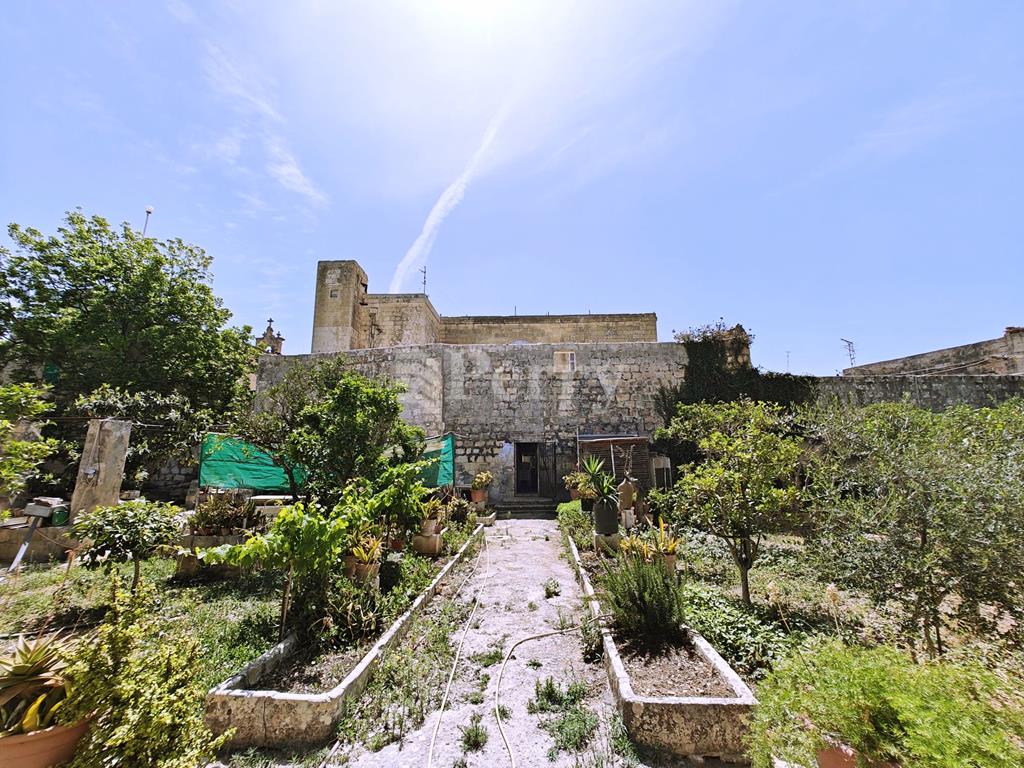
[202,43,282,123]
[264,136,327,208]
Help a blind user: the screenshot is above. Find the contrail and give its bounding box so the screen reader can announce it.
[388,103,510,293]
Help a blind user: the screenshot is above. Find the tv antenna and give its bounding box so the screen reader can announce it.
[419,266,427,294]
[841,338,856,367]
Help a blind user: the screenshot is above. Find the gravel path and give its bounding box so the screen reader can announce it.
[344,518,608,768]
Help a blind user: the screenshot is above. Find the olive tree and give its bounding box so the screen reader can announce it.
[657,399,803,606]
[803,398,1024,656]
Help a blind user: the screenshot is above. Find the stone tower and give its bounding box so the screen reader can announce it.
[311,260,368,353]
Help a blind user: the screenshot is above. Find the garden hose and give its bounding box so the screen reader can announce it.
[425,530,492,768]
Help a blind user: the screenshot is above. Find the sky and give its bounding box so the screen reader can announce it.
[1,1,1021,375]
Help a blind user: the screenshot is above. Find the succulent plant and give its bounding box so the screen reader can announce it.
[0,633,72,736]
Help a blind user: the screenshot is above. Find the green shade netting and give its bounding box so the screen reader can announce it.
[200,432,455,491]
[420,433,454,488]
[199,433,305,492]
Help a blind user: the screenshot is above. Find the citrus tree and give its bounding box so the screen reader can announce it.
[657,399,803,606]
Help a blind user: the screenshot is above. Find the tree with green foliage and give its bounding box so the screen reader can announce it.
[803,398,1024,656]
[0,383,57,505]
[0,210,258,490]
[657,399,803,606]
[233,358,422,505]
[71,500,183,592]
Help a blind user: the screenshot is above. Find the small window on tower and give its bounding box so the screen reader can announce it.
[329,289,338,298]
[553,350,577,373]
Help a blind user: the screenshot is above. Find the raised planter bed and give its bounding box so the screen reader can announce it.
[566,536,756,763]
[205,523,484,749]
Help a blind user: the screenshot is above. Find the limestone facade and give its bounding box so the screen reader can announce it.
[844,327,1024,376]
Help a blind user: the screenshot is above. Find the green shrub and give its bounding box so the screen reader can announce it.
[677,583,790,679]
[62,584,227,768]
[748,638,1024,768]
[72,500,183,591]
[527,676,588,714]
[556,500,590,551]
[599,554,686,650]
[459,713,488,751]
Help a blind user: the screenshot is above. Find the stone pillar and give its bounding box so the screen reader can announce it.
[70,418,132,519]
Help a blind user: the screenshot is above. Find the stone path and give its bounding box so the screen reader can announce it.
[343,518,610,768]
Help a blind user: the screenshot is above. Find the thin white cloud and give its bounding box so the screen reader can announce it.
[165,0,195,25]
[202,43,282,123]
[264,136,328,208]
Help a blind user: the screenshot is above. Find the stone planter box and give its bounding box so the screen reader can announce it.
[205,524,484,749]
[175,533,246,577]
[477,512,497,526]
[566,537,756,762]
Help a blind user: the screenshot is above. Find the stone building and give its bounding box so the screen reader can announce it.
[258,260,696,508]
[844,327,1024,376]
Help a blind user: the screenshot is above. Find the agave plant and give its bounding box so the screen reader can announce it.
[0,634,72,737]
[654,520,681,555]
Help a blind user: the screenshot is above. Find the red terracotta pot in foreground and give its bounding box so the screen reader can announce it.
[0,719,90,768]
[470,488,487,503]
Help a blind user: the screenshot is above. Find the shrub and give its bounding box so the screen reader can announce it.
[677,583,791,680]
[599,554,686,650]
[62,584,227,768]
[470,470,493,490]
[556,500,590,551]
[748,638,1024,768]
[459,712,488,751]
[72,500,183,591]
[0,382,56,507]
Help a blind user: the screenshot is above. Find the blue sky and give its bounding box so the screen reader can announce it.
[2,1,1021,375]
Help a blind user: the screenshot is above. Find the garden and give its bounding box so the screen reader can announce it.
[560,397,1024,767]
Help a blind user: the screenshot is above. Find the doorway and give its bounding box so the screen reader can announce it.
[514,442,539,495]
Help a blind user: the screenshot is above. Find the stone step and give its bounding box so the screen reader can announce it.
[492,498,559,519]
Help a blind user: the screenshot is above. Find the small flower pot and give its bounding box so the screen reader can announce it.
[389,536,405,552]
[470,488,487,503]
[420,518,439,536]
[413,529,446,556]
[592,499,618,536]
[0,718,91,768]
[569,488,581,501]
[353,562,380,583]
[343,555,357,578]
[660,553,677,576]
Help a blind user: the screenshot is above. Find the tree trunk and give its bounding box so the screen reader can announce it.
[131,557,141,593]
[279,565,294,641]
[739,563,751,607]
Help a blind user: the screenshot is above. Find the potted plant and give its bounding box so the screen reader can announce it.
[420,499,443,535]
[0,634,89,768]
[352,535,382,583]
[653,520,680,576]
[470,471,493,503]
[591,473,619,536]
[579,456,605,512]
[563,470,588,501]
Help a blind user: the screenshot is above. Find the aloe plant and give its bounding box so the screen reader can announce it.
[0,634,72,737]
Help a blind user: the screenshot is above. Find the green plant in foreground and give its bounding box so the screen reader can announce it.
[459,712,488,752]
[528,676,587,714]
[556,500,591,551]
[62,583,227,768]
[543,703,598,760]
[72,500,183,592]
[748,638,1024,768]
[543,578,561,598]
[599,553,686,650]
[0,633,71,736]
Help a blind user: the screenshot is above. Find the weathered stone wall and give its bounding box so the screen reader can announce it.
[815,375,1024,410]
[364,294,440,348]
[257,347,445,436]
[311,261,369,354]
[845,327,1024,376]
[439,313,657,345]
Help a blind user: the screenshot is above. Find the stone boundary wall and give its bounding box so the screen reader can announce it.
[815,374,1024,411]
[844,327,1024,376]
[439,313,657,345]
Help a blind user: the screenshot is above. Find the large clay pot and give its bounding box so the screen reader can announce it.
[470,488,487,503]
[592,499,618,536]
[354,562,380,583]
[569,488,581,501]
[343,554,357,578]
[420,518,439,536]
[0,718,90,768]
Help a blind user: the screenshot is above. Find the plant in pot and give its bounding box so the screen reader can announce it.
[563,470,588,501]
[591,473,619,537]
[579,456,605,512]
[352,535,383,583]
[420,498,444,535]
[653,520,680,577]
[0,634,87,768]
[470,471,493,503]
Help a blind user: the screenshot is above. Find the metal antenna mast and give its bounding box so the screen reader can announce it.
[841,338,856,367]
[419,266,427,294]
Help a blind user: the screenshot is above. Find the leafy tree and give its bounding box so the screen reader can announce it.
[803,399,1024,656]
[0,210,256,412]
[233,358,422,505]
[0,383,57,505]
[71,500,183,592]
[657,399,803,606]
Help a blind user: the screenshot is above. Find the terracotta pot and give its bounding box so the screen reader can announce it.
[420,518,439,536]
[353,562,380,582]
[470,488,487,503]
[0,718,90,768]
[816,745,857,768]
[389,536,405,551]
[569,488,581,501]
[343,554,357,578]
[592,499,618,536]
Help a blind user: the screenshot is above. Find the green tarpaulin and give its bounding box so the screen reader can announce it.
[199,434,304,492]
[420,433,455,488]
[199,432,455,491]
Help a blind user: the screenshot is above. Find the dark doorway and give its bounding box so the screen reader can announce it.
[515,442,539,495]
